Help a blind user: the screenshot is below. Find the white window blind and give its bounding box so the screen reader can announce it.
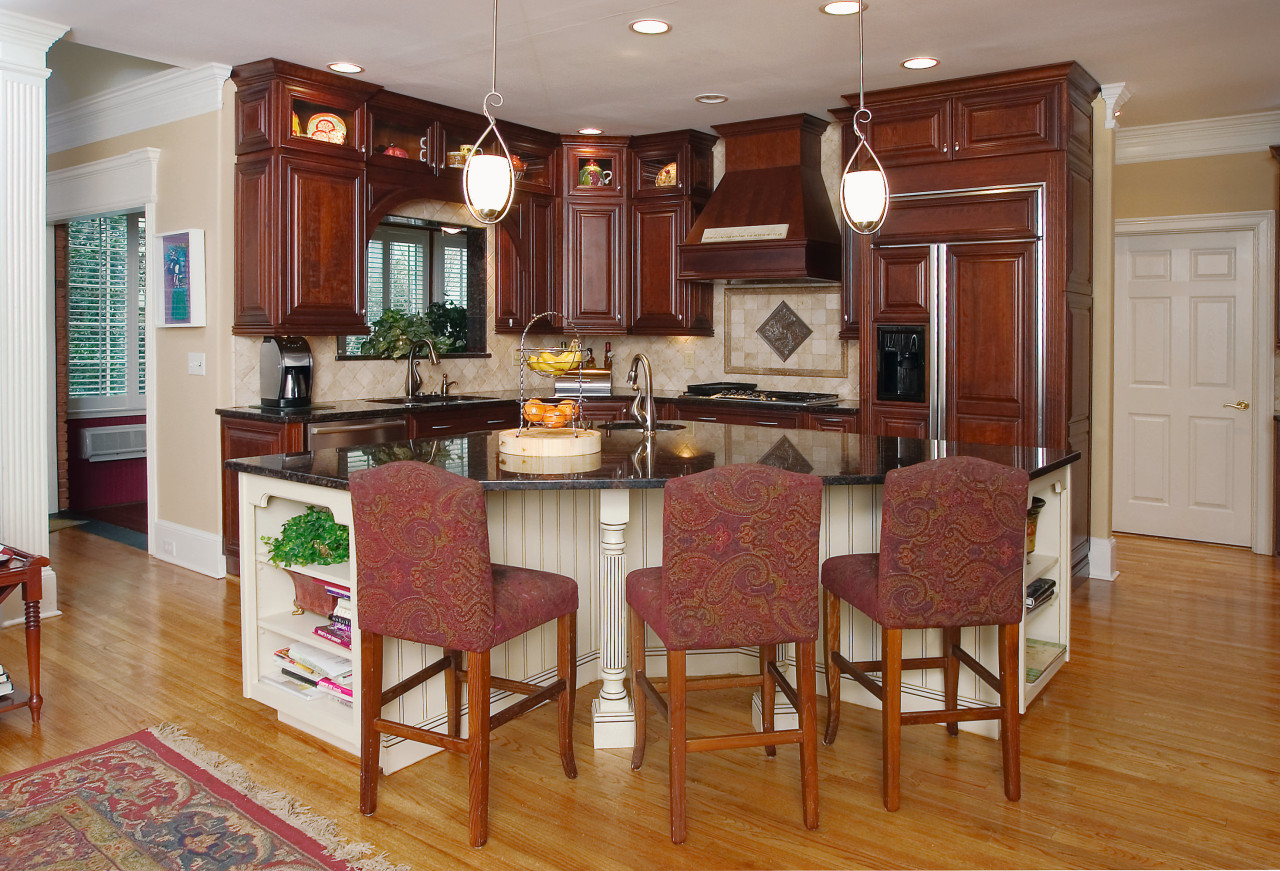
[67,214,146,413]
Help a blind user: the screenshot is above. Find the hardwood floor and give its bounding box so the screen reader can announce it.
[1,529,1277,869]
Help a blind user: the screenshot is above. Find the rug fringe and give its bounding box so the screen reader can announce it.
[148,724,409,871]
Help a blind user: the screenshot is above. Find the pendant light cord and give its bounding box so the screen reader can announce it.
[485,0,504,116]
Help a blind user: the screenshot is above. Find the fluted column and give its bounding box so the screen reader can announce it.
[0,11,68,623]
[592,489,635,747]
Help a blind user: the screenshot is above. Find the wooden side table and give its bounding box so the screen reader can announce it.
[0,545,49,723]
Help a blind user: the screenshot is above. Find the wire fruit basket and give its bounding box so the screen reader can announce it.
[515,312,588,432]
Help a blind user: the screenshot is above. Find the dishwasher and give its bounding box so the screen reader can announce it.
[306,416,407,451]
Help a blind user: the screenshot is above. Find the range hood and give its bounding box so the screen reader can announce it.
[678,114,842,283]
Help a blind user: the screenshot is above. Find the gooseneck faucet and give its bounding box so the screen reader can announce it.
[627,353,656,436]
[405,338,440,397]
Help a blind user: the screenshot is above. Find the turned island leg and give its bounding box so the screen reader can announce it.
[592,489,635,748]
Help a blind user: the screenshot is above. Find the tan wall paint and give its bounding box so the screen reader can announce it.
[48,98,234,537]
[1114,150,1279,219]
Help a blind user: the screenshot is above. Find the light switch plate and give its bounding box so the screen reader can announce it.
[187,352,206,375]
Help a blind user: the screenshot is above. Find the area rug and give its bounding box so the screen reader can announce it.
[0,725,406,871]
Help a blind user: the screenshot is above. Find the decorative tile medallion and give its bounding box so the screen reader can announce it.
[759,434,814,475]
[756,301,812,362]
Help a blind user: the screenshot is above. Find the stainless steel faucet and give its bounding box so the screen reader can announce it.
[405,338,440,397]
[627,353,656,436]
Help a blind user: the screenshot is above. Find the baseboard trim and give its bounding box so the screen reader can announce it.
[152,519,226,579]
[1088,536,1119,580]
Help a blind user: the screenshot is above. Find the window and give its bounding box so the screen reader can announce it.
[340,217,485,357]
[67,213,146,413]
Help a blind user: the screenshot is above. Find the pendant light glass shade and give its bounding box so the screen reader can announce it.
[839,4,889,235]
[463,0,516,225]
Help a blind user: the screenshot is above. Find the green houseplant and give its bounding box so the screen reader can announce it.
[260,505,349,567]
[359,304,467,358]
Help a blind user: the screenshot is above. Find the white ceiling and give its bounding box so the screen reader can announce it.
[12,0,1280,134]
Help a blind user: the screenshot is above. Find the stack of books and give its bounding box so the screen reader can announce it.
[0,664,12,698]
[313,598,352,649]
[272,641,353,705]
[1025,576,1056,610]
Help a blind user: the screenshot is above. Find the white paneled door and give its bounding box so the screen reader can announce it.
[1113,230,1256,545]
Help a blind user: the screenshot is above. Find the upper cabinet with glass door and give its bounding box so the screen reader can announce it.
[232,58,381,158]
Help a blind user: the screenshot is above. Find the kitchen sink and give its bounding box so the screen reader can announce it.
[370,394,494,406]
[596,421,685,432]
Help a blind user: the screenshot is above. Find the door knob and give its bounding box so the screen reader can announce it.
[1223,400,1250,410]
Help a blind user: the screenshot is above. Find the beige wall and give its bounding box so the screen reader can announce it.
[1114,150,1278,219]
[1091,103,1116,550]
[48,94,235,539]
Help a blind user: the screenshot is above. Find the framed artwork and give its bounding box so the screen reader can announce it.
[158,229,205,327]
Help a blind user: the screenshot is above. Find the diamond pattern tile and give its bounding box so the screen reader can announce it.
[756,301,812,362]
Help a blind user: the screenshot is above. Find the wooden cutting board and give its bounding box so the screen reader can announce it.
[497,427,602,458]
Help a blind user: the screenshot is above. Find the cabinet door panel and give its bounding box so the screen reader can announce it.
[564,201,625,332]
[953,82,1059,159]
[233,157,274,331]
[495,195,559,335]
[631,198,705,334]
[220,419,305,568]
[282,156,367,333]
[945,241,1036,446]
[873,407,929,439]
[872,245,930,322]
[866,96,952,166]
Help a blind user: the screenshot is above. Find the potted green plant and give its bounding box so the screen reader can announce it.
[260,505,349,567]
[359,304,467,358]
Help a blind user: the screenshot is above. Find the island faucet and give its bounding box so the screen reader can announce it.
[405,338,440,397]
[627,353,656,436]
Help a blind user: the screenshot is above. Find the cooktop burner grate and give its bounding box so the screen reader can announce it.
[682,387,840,407]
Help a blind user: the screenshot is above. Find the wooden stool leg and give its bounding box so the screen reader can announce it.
[761,643,777,757]
[942,626,961,737]
[882,628,903,812]
[445,649,462,738]
[629,606,648,771]
[24,597,41,723]
[467,650,491,848]
[999,623,1022,801]
[798,640,819,830]
[358,630,383,815]
[669,650,688,844]
[823,588,841,745]
[558,612,578,779]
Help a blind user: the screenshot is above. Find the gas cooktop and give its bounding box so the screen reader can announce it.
[683,383,840,407]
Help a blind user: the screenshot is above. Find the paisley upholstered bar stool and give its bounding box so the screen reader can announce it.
[822,455,1028,811]
[350,460,578,848]
[627,463,823,843]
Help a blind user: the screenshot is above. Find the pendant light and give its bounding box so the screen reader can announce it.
[463,0,516,224]
[839,2,889,235]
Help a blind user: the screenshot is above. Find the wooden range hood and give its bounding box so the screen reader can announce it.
[678,113,842,283]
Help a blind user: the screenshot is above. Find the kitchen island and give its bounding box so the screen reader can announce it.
[228,423,1076,772]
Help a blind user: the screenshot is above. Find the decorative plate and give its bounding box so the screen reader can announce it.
[306,112,347,145]
[655,161,678,187]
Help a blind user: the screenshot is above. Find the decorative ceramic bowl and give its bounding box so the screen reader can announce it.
[306,112,347,145]
[655,161,678,187]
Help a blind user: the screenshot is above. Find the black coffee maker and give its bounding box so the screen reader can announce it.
[260,336,313,408]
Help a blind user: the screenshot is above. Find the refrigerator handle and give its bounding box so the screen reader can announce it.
[928,244,946,440]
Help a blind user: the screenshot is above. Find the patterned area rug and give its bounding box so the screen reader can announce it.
[0,726,405,871]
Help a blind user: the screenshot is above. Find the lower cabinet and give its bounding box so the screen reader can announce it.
[220,416,305,575]
[578,398,631,423]
[405,403,518,438]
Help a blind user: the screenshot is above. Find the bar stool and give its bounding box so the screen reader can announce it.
[627,463,823,843]
[822,455,1028,811]
[350,460,578,847]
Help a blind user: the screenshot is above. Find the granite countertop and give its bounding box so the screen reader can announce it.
[216,391,859,423]
[225,423,1076,492]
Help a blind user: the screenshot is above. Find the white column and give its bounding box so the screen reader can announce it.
[0,11,68,624]
[592,488,635,747]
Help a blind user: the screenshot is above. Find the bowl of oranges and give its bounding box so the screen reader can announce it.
[522,398,579,429]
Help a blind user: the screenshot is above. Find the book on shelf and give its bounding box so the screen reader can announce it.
[313,623,352,649]
[1025,577,1056,607]
[280,666,319,687]
[286,641,351,680]
[1025,638,1066,682]
[261,671,324,700]
[0,680,15,697]
[273,647,315,674]
[316,676,353,699]
[330,599,353,624]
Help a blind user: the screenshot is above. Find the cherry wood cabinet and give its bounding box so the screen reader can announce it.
[669,403,805,430]
[495,193,561,335]
[627,131,716,336]
[561,137,629,334]
[406,404,518,439]
[220,416,306,574]
[836,62,1099,571]
[804,410,860,433]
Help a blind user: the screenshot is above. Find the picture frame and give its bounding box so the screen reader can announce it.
[157,229,205,327]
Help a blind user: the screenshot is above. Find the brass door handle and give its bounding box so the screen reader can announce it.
[1224,400,1250,410]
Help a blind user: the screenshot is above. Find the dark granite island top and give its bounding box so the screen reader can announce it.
[225,422,1078,491]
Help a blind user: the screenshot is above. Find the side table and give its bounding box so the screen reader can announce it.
[0,545,49,723]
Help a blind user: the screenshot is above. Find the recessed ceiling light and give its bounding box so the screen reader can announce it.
[820,1,864,15]
[695,93,729,104]
[630,18,671,34]
[327,61,364,74]
[902,56,938,70]
[577,127,603,135]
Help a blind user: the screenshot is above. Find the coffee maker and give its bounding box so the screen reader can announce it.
[260,336,313,408]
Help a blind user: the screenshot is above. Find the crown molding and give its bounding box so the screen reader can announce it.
[47,147,160,221]
[48,63,231,154]
[0,10,68,69]
[1099,82,1131,130]
[1115,110,1280,164]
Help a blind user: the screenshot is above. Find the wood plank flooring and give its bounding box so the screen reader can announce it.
[1,529,1277,869]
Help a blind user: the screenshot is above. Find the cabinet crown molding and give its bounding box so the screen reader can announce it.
[1115,109,1280,163]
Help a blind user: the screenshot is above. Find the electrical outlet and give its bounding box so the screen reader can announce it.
[161,540,176,556]
[187,352,206,376]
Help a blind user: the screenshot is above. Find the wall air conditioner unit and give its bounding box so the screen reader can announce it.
[80,424,147,462]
